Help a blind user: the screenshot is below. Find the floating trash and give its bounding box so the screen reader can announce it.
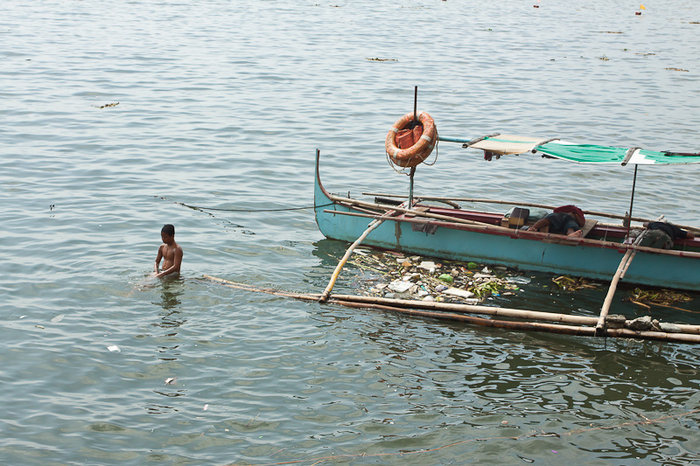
[107,345,121,353]
[388,280,413,293]
[506,276,531,285]
[444,287,474,299]
[627,288,693,312]
[418,261,436,272]
[349,251,529,304]
[96,102,119,109]
[552,275,598,291]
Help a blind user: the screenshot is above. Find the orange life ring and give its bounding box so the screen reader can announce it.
[385,111,437,168]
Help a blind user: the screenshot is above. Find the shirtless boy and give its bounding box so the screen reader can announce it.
[154,224,183,278]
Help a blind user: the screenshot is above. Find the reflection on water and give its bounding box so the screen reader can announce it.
[153,278,186,331]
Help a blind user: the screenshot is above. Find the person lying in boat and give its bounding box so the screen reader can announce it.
[154,224,183,278]
[640,221,695,249]
[527,205,585,237]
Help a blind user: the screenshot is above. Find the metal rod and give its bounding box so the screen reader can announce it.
[408,166,416,208]
[413,85,418,123]
[626,165,639,239]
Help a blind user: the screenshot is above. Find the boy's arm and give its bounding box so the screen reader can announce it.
[154,245,163,272]
[156,247,183,278]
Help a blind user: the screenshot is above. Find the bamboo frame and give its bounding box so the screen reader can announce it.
[362,192,700,233]
[320,208,400,302]
[596,249,635,334]
[203,275,700,344]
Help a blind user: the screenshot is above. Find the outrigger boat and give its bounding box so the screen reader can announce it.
[206,110,700,344]
[314,115,700,294]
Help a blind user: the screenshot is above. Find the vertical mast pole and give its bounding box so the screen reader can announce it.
[413,85,418,124]
[408,166,416,208]
[408,86,418,209]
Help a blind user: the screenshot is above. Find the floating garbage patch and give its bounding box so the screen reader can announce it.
[347,248,539,305]
[344,247,696,314]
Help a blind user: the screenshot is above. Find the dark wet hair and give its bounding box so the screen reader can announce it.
[161,224,175,236]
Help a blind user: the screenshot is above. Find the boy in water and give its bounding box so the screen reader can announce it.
[154,224,183,278]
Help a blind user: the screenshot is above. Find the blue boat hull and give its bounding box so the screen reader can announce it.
[314,154,700,291]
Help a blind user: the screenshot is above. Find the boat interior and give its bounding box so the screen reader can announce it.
[371,195,700,252]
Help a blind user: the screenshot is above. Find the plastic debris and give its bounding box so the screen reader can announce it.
[388,280,413,293]
[403,273,421,282]
[165,377,176,385]
[50,314,65,323]
[107,345,121,352]
[350,251,532,304]
[418,261,436,273]
[444,287,474,299]
[506,276,531,285]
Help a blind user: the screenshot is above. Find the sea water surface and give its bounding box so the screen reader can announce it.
[1,0,699,464]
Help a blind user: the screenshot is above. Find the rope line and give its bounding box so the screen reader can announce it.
[176,201,334,213]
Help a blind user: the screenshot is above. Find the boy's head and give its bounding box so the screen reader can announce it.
[161,224,175,242]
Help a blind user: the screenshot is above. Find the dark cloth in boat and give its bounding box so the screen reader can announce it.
[540,212,581,235]
[646,222,690,240]
[641,230,674,249]
[641,221,692,249]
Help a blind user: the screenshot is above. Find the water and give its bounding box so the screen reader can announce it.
[1,0,699,464]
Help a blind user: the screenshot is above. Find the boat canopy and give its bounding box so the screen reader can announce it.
[463,134,700,165]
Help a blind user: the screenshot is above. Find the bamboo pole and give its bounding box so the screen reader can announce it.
[319,209,398,302]
[596,231,650,334]
[202,276,700,340]
[596,248,635,335]
[332,299,700,344]
[362,192,700,233]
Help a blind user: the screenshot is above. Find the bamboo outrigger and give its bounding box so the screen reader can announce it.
[203,275,700,344]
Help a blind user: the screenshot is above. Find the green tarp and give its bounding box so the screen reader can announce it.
[471,135,700,165]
